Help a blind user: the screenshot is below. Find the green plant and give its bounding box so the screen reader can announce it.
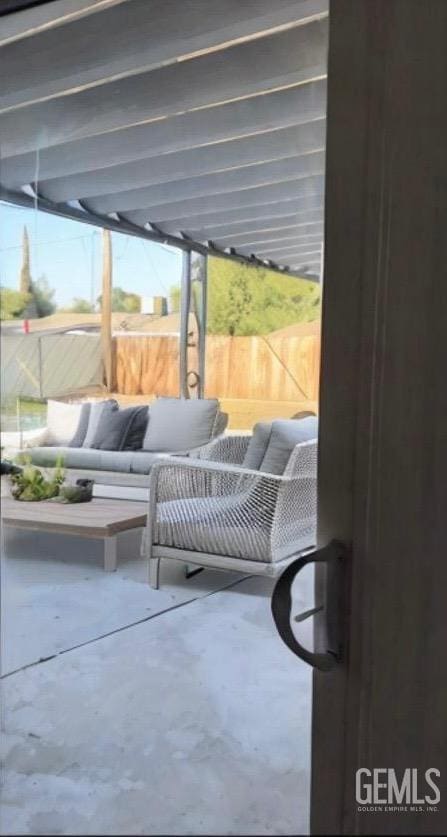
[206,258,321,335]
[10,454,65,501]
[97,286,141,313]
[60,297,95,314]
[33,274,56,317]
[0,287,31,320]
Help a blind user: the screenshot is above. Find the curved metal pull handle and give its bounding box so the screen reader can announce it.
[271,540,345,672]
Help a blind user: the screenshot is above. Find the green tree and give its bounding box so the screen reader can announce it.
[97,286,141,313]
[207,258,321,335]
[33,275,56,317]
[0,287,30,320]
[170,284,180,313]
[61,298,95,314]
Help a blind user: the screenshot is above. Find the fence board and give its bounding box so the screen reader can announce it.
[115,335,179,396]
[114,331,320,403]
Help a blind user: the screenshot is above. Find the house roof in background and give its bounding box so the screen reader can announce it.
[0,310,196,335]
[0,0,327,279]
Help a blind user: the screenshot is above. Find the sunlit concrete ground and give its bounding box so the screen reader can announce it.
[1,528,312,836]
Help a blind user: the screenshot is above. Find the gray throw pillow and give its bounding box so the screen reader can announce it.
[142,397,219,452]
[82,400,118,448]
[121,406,149,451]
[91,406,149,451]
[69,403,91,447]
[259,417,318,475]
[242,421,272,470]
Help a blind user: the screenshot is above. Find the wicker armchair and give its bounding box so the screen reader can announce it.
[144,435,317,588]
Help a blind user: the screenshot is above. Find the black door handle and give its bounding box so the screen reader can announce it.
[271,540,346,672]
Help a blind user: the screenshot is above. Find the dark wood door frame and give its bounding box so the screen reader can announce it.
[312,2,447,834]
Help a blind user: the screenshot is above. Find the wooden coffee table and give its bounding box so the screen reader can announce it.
[1,497,147,571]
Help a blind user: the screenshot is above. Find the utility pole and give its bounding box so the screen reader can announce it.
[101,229,113,392]
[90,231,97,308]
[19,225,32,295]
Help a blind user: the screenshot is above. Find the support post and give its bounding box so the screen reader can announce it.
[179,249,191,398]
[195,252,208,398]
[101,229,113,392]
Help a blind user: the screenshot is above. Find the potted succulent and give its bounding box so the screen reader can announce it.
[9,454,65,501]
[8,455,94,502]
[7,454,93,503]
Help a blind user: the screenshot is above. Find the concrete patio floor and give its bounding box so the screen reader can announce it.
[1,528,312,835]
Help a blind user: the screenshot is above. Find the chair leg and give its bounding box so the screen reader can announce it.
[184,563,204,580]
[149,557,161,589]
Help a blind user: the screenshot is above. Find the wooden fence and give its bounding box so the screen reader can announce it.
[114,331,320,405]
[115,335,180,396]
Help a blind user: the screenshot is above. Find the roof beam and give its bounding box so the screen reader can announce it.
[235,236,324,255]
[156,197,324,235]
[219,229,323,247]
[37,122,326,203]
[0,1,128,46]
[0,82,326,187]
[84,153,325,214]
[125,175,324,225]
[251,240,323,255]
[0,22,327,157]
[255,249,322,263]
[0,0,328,106]
[287,254,321,274]
[205,216,324,241]
[166,220,324,244]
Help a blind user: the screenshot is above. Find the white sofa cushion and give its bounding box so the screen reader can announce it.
[45,400,84,446]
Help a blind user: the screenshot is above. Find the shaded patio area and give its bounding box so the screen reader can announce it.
[1,530,313,835]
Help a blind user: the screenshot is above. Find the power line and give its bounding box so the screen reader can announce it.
[138,239,171,297]
[156,243,178,256]
[0,233,95,253]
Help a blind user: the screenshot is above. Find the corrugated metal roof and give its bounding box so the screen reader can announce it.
[0,0,327,278]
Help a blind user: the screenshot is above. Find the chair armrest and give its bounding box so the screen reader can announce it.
[149,456,283,505]
[151,456,284,482]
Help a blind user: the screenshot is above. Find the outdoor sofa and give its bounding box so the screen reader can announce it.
[22,397,228,501]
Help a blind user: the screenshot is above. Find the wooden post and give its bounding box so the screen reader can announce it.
[101,229,113,392]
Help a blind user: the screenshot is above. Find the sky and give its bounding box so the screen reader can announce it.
[0,201,183,308]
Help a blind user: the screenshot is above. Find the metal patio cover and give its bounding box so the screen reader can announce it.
[0,0,328,278]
